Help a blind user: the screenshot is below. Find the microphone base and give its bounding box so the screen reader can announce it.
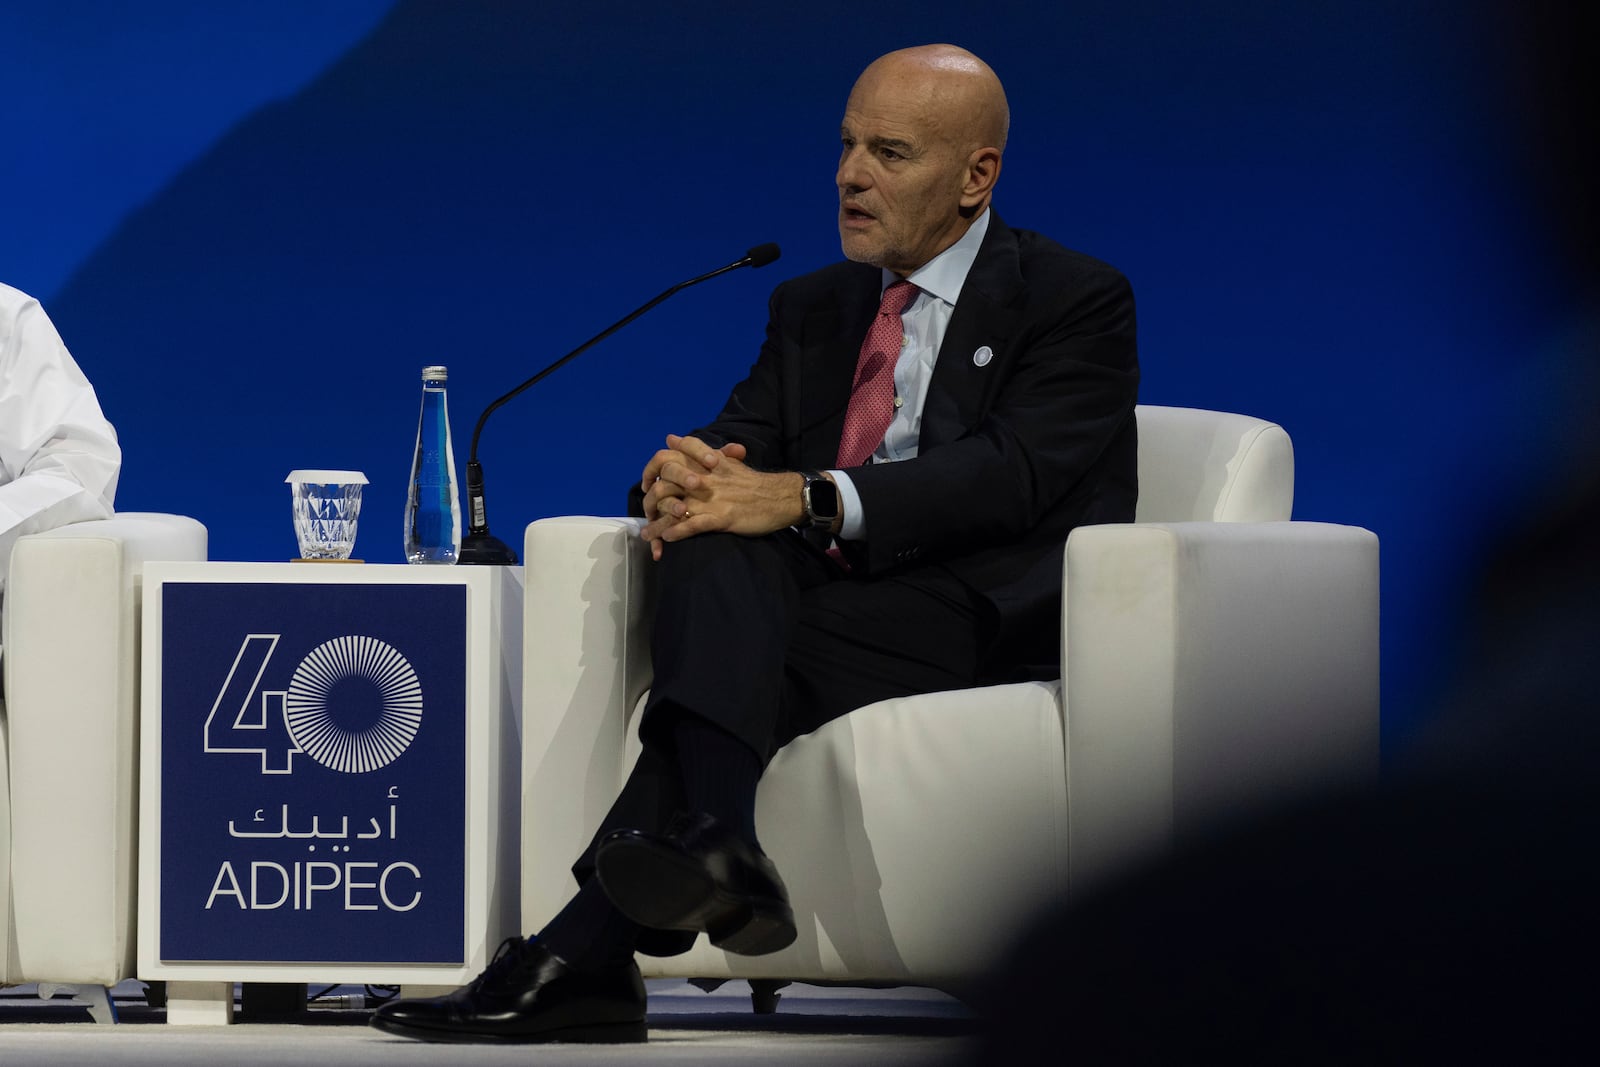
[457,531,519,566]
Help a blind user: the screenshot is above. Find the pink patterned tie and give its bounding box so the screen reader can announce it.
[836,280,917,468]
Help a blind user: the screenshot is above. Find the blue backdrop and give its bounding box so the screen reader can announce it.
[5,1,1567,754]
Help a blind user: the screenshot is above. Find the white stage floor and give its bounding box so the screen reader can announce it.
[0,979,980,1066]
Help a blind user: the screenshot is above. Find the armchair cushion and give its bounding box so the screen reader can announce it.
[1061,520,1380,897]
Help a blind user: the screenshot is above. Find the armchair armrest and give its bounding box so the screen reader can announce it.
[1061,520,1379,895]
[520,516,653,928]
[2,512,206,984]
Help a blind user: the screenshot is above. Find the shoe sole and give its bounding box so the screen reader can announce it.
[370,1014,646,1044]
[598,838,797,956]
[708,901,798,956]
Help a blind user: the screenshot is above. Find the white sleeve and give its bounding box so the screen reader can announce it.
[0,290,122,597]
[828,468,866,541]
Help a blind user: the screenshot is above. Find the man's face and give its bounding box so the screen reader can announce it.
[836,70,975,275]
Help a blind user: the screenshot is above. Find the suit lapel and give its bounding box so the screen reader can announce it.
[921,214,1025,449]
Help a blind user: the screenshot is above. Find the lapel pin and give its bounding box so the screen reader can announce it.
[972,345,993,367]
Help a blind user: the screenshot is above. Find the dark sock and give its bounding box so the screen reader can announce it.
[534,877,641,974]
[673,713,763,844]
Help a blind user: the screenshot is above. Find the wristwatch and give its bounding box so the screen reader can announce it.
[800,471,840,529]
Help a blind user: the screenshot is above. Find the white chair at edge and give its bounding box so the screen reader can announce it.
[1,512,207,1021]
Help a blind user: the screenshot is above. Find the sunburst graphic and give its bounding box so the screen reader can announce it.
[284,636,423,773]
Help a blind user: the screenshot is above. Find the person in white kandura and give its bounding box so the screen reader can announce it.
[0,281,121,666]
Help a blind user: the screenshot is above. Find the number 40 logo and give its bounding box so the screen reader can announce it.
[204,634,425,776]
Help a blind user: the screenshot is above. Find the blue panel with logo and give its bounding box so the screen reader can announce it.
[158,581,468,965]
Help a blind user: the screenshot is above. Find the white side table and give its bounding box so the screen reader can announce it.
[137,562,523,1024]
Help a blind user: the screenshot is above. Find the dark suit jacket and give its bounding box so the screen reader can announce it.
[691,212,1139,676]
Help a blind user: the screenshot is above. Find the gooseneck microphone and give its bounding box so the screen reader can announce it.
[458,242,782,565]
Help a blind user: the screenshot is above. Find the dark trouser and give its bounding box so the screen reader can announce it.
[570,528,990,882]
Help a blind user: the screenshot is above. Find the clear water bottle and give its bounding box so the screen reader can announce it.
[404,365,461,564]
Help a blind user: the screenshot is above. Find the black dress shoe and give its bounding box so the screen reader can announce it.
[595,811,797,956]
[369,937,645,1044]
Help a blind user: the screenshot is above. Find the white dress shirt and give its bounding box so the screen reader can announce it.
[831,209,990,540]
[0,283,121,615]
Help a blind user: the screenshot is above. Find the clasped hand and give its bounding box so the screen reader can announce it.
[639,434,803,560]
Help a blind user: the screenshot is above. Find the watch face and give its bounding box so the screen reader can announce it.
[806,474,839,521]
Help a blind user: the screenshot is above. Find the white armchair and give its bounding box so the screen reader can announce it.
[519,406,1378,999]
[1,512,207,1020]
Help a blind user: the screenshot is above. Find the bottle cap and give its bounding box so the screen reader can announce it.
[422,365,448,381]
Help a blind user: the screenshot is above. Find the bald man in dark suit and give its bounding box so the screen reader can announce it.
[375,43,1138,1045]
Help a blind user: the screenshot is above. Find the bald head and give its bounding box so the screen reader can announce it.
[853,45,1010,155]
[836,45,1009,273]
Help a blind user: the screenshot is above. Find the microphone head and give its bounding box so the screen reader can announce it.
[745,243,781,268]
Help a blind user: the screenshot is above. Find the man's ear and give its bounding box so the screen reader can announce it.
[961,147,1002,207]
